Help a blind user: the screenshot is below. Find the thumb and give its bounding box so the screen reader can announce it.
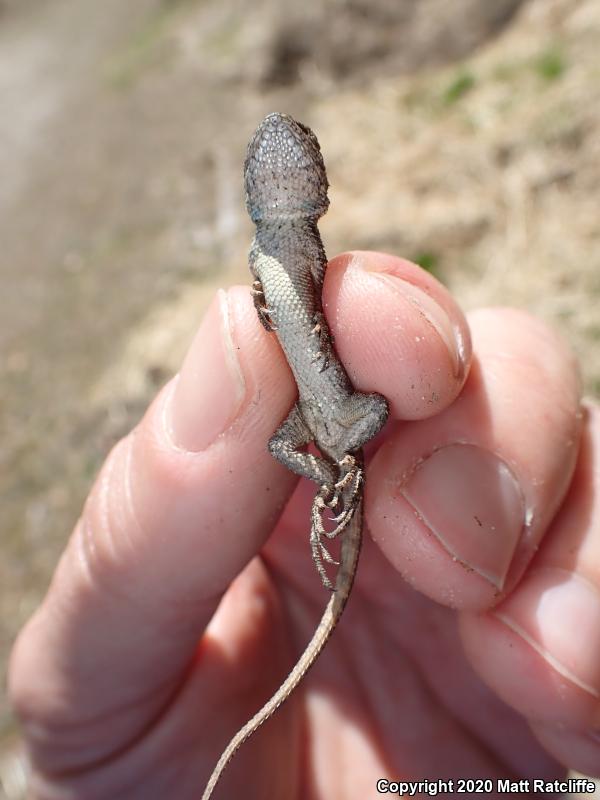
[8,287,297,773]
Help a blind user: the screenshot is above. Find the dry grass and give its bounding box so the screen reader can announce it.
[315,0,600,395]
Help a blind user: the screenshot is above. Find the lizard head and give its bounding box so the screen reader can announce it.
[244,112,330,223]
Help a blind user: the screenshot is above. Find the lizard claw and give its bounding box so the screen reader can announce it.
[314,483,340,511]
[258,308,277,332]
[251,281,277,331]
[310,311,332,372]
[311,349,329,373]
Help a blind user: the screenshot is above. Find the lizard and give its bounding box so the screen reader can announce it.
[201,112,389,799]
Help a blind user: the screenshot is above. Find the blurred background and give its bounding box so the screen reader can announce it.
[1,0,598,794]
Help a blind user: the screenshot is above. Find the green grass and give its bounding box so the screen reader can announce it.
[413,251,441,277]
[442,70,476,105]
[493,46,567,85]
[534,47,567,81]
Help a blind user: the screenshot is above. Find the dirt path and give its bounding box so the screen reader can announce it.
[0,0,162,209]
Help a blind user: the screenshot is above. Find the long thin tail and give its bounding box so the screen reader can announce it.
[201,500,363,800]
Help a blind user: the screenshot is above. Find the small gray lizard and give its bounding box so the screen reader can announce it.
[201,112,389,799]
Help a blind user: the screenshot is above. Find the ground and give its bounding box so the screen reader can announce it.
[1,0,599,793]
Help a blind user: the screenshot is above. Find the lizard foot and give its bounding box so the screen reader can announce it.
[251,280,277,331]
[310,311,332,372]
[334,454,360,491]
[313,458,363,534]
[309,459,363,590]
[316,455,361,512]
[329,455,364,523]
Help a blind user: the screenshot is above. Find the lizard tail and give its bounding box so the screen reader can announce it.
[201,499,363,800]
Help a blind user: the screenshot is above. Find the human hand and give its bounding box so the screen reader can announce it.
[9,253,598,798]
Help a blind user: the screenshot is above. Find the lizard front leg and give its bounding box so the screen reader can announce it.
[250,278,277,332]
[249,246,277,332]
[310,309,333,372]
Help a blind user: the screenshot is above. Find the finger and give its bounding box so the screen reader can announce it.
[9,287,298,771]
[324,251,472,419]
[460,402,600,777]
[367,307,582,609]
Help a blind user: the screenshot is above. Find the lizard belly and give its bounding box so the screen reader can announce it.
[254,250,354,410]
[255,252,319,365]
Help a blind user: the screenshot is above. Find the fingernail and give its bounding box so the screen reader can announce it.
[168,290,245,451]
[355,255,468,381]
[494,568,600,700]
[400,444,526,589]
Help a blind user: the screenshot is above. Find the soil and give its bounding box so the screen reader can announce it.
[1,0,599,792]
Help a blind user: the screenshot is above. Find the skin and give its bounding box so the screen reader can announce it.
[9,251,600,799]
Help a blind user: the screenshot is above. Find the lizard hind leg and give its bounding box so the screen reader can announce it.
[268,405,337,487]
[338,391,389,454]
